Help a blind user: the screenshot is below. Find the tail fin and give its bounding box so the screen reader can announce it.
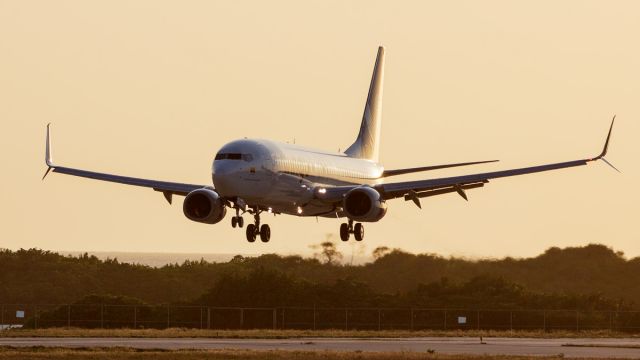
[345,46,385,162]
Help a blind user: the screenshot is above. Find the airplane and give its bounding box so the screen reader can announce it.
[43,46,617,243]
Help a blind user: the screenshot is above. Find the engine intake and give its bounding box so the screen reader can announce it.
[343,186,387,222]
[183,188,227,224]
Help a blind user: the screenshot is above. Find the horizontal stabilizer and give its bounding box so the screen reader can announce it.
[382,160,498,177]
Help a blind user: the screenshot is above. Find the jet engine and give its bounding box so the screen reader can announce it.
[183,188,227,224]
[343,186,387,222]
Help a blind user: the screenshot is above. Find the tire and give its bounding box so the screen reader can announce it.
[340,223,350,241]
[238,217,244,228]
[231,217,237,228]
[246,224,256,242]
[354,223,364,241]
[260,224,271,242]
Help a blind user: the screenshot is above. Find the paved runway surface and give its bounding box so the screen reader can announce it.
[2,337,640,358]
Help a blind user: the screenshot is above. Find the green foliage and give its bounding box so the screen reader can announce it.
[0,244,637,312]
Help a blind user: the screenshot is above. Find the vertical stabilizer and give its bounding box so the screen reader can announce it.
[345,46,385,162]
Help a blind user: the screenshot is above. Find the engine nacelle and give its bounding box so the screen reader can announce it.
[183,188,227,224]
[343,186,387,222]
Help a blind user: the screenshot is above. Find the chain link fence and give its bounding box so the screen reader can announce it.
[1,304,639,332]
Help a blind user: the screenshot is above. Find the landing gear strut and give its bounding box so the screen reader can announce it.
[340,219,364,242]
[245,211,271,243]
[231,207,244,228]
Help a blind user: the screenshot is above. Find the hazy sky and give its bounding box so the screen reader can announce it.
[1,0,638,259]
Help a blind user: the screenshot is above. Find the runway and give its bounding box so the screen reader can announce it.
[2,337,640,358]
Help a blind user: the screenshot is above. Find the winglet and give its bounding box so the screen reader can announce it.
[595,115,615,160]
[42,123,55,180]
[591,116,619,172]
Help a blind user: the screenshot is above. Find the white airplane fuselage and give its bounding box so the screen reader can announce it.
[212,139,384,217]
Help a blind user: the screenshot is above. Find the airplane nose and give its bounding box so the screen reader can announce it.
[212,161,238,195]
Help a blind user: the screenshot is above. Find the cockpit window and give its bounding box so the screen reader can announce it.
[215,153,253,162]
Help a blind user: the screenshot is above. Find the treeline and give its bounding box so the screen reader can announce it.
[0,244,637,310]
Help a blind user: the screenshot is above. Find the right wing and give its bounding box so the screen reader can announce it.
[376,117,617,206]
[43,124,207,204]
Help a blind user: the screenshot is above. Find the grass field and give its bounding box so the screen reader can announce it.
[1,328,638,339]
[0,347,620,360]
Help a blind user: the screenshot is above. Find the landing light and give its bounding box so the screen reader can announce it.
[297,206,303,214]
[318,188,327,194]
[268,207,273,213]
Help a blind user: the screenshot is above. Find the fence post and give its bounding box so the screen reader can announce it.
[443,309,447,330]
[477,310,480,330]
[345,308,348,331]
[207,307,211,329]
[377,309,381,331]
[1,304,4,328]
[200,307,204,330]
[313,306,316,330]
[34,305,38,329]
[239,308,244,329]
[510,311,513,331]
[609,311,613,332]
[543,310,546,332]
[576,310,579,332]
[67,304,71,328]
[282,308,285,329]
[134,306,137,329]
[100,304,104,329]
[272,308,277,330]
[167,305,170,329]
[410,308,414,331]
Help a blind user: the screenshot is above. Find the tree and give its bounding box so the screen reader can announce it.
[372,246,391,260]
[316,241,342,265]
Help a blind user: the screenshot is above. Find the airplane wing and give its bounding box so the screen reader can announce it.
[318,118,617,208]
[42,124,207,204]
[378,117,617,207]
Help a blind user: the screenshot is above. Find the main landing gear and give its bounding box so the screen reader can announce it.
[340,219,364,242]
[230,206,271,243]
[245,212,271,243]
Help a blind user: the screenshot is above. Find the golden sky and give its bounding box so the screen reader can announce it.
[1,0,638,258]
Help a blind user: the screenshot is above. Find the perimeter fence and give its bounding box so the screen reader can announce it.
[1,304,640,332]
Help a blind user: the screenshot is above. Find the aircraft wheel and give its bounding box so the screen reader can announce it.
[231,217,237,228]
[340,223,350,241]
[246,224,256,242]
[354,223,364,241]
[260,224,271,242]
[237,217,244,228]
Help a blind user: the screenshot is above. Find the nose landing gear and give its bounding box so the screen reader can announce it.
[231,207,244,228]
[231,216,244,228]
[245,211,271,243]
[339,219,364,242]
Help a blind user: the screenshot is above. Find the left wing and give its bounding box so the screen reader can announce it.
[43,124,207,204]
[318,117,617,208]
